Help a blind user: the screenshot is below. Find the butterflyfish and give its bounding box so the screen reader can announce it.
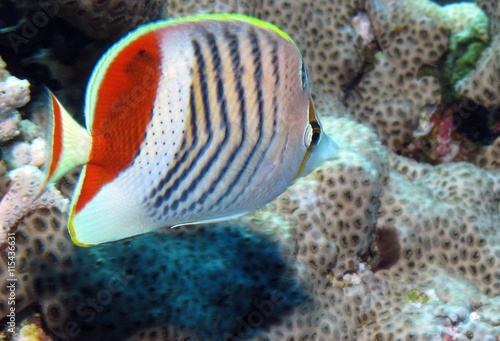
[42,14,339,246]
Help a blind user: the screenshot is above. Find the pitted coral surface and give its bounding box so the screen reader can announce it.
[1,0,499,340]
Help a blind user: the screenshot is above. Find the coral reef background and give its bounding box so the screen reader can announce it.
[0,0,499,340]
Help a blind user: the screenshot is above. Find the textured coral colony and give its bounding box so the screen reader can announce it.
[0,0,499,340]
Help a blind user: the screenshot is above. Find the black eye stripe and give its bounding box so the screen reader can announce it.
[300,61,308,91]
[310,121,320,146]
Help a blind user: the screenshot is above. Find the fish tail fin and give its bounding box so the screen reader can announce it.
[38,90,91,196]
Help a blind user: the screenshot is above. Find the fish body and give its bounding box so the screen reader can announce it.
[44,14,339,246]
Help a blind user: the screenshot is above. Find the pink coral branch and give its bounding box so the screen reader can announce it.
[0,165,68,243]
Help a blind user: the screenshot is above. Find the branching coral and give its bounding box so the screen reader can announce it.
[0,165,68,243]
[0,57,67,244]
[0,57,29,143]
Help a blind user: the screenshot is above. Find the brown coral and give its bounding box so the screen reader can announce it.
[347,0,448,152]
[254,0,366,96]
[2,115,499,340]
[0,56,29,143]
[1,0,500,340]
[13,0,167,40]
[249,117,500,340]
[476,135,500,170]
[455,34,500,111]
[166,0,255,18]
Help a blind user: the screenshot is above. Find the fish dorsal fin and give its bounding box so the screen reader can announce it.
[85,13,292,127]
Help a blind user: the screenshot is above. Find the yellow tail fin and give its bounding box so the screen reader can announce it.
[39,91,91,194]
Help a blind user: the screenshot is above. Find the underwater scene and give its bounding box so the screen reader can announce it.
[0,0,499,340]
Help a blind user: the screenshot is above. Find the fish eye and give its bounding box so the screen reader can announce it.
[304,124,313,148]
[304,121,321,149]
[310,121,321,145]
[304,97,320,149]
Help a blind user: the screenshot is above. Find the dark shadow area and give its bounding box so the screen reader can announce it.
[454,99,499,146]
[26,223,304,341]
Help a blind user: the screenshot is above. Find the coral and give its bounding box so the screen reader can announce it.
[437,2,489,102]
[400,102,490,165]
[17,322,49,341]
[455,34,500,111]
[1,206,302,341]
[0,75,30,117]
[347,0,449,152]
[1,1,500,340]
[166,0,255,18]
[0,309,54,341]
[3,138,46,170]
[250,117,500,340]
[11,0,167,40]
[0,162,10,196]
[3,0,494,157]
[476,136,500,169]
[254,0,366,97]
[0,57,10,81]
[0,113,21,144]
[453,1,500,112]
[0,57,29,143]
[344,0,491,152]
[3,142,32,170]
[0,166,68,243]
[407,1,489,47]
[1,115,499,340]
[0,57,66,243]
[475,0,500,34]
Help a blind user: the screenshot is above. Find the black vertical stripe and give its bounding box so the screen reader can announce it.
[187,32,245,211]
[194,39,213,135]
[208,32,225,104]
[192,29,251,211]
[202,29,251,211]
[149,82,197,202]
[220,32,282,210]
[150,84,198,210]
[270,38,279,143]
[207,28,270,211]
[164,39,215,214]
[250,28,265,128]
[174,31,236,212]
[150,39,215,214]
[271,39,280,86]
[206,31,229,130]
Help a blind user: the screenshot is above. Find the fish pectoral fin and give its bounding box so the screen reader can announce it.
[171,212,247,228]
